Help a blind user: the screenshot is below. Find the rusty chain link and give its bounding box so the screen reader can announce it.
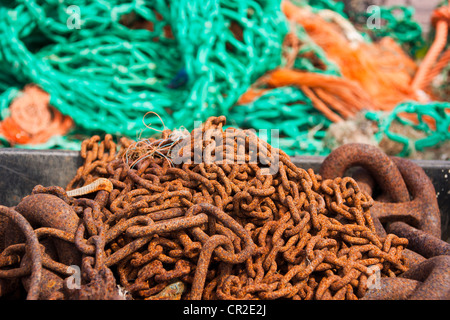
[0,119,447,300]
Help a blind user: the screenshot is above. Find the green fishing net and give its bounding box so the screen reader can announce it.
[0,0,448,159]
[0,0,287,139]
[366,101,450,157]
[228,86,332,156]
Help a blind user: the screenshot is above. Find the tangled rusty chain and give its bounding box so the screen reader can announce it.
[0,116,448,300]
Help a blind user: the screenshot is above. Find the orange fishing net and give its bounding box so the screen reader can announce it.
[238,1,428,123]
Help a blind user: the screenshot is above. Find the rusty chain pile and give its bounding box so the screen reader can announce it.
[0,116,448,300]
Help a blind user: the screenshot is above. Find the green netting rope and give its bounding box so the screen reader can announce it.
[343,4,425,58]
[360,3,449,157]
[228,86,332,156]
[227,13,340,156]
[291,0,346,17]
[0,0,287,137]
[290,23,342,77]
[366,101,450,157]
[366,5,424,57]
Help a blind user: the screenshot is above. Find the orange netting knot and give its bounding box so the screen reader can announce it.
[0,85,74,145]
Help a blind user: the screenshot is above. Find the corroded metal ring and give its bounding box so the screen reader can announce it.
[320,143,410,203]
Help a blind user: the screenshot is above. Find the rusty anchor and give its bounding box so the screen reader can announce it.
[320,143,449,300]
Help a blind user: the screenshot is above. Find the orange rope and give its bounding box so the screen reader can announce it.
[283,29,302,70]
[314,87,356,119]
[301,86,343,123]
[248,68,374,122]
[281,0,418,109]
[411,5,450,92]
[423,47,450,86]
[238,0,449,128]
[237,1,422,123]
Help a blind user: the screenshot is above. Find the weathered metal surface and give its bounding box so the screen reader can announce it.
[0,206,42,300]
[0,127,449,300]
[388,222,450,258]
[14,193,81,266]
[320,144,410,203]
[320,143,449,299]
[1,148,449,219]
[363,256,450,300]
